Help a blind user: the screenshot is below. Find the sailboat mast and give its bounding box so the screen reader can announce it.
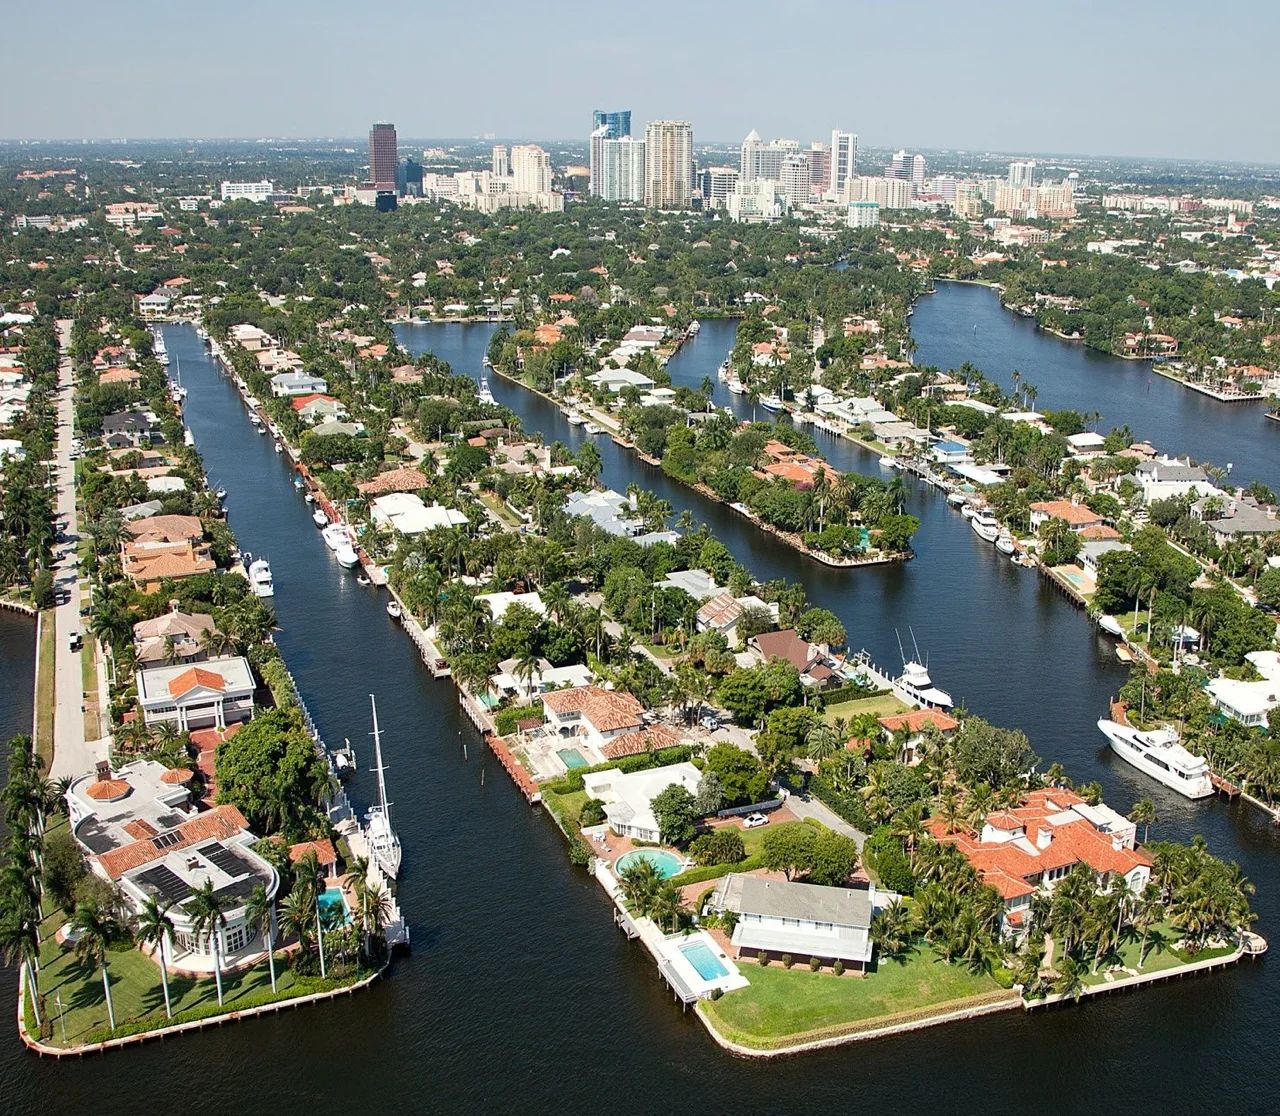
[370,694,390,823]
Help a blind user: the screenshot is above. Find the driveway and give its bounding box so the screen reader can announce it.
[783,790,867,847]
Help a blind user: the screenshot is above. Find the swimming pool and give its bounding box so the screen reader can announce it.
[556,747,589,770]
[614,849,684,879]
[680,940,729,981]
[317,886,349,926]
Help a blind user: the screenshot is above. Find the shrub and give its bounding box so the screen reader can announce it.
[689,828,746,866]
[809,956,821,971]
[781,953,794,970]
[757,952,770,967]
[580,798,607,827]
[566,835,592,867]
[833,959,845,976]
[668,854,764,887]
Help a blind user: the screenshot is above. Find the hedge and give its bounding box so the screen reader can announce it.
[668,854,764,888]
[542,744,695,796]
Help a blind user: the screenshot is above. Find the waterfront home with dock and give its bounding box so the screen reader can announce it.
[135,656,256,731]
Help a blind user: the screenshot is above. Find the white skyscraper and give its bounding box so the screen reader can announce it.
[911,154,927,191]
[779,154,811,208]
[598,136,647,202]
[740,131,802,183]
[1009,160,1037,189]
[699,166,740,208]
[829,130,858,196]
[511,145,552,195]
[644,120,694,209]
[888,150,910,180]
[491,145,510,178]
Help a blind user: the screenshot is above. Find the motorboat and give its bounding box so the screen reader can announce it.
[333,739,356,779]
[717,360,729,382]
[356,573,371,586]
[274,440,284,454]
[970,510,1001,543]
[304,491,315,504]
[478,374,497,406]
[1097,719,1213,799]
[583,422,603,435]
[894,659,954,710]
[322,523,348,552]
[312,508,328,527]
[1097,614,1125,638]
[334,536,360,569]
[248,558,274,598]
[293,477,305,491]
[878,455,900,470]
[960,503,977,519]
[566,411,586,426]
[364,695,402,879]
[687,320,700,334]
[214,487,227,501]
[760,395,784,412]
[995,531,1016,555]
[386,600,403,619]
[727,379,747,396]
[947,491,969,507]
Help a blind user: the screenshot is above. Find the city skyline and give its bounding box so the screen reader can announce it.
[6,0,1280,164]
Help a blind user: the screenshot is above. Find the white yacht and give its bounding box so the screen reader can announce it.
[947,491,969,507]
[878,455,900,470]
[970,510,1001,543]
[248,558,274,598]
[760,395,784,413]
[1097,719,1213,799]
[334,536,360,569]
[583,422,603,435]
[322,523,348,552]
[477,374,497,406]
[717,360,729,382]
[687,320,700,334]
[364,695,402,879]
[895,660,954,710]
[566,411,586,427]
[960,503,977,519]
[312,508,328,528]
[1097,614,1125,638]
[727,378,747,396]
[995,531,1016,555]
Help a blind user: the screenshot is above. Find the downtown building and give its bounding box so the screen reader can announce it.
[369,122,398,210]
[644,120,694,209]
[740,130,803,183]
[847,175,913,210]
[590,108,631,196]
[829,130,858,197]
[598,136,647,202]
[699,166,740,209]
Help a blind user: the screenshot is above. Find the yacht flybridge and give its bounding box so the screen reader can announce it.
[1097,718,1213,799]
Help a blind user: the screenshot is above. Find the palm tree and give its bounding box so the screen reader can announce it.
[279,887,315,962]
[871,899,916,960]
[294,849,327,979]
[72,898,121,1032]
[0,906,42,1029]
[244,883,277,994]
[1132,882,1164,967]
[135,896,176,1019]
[1128,798,1157,843]
[185,879,227,1007]
[805,721,841,764]
[360,881,393,959]
[1053,953,1085,1002]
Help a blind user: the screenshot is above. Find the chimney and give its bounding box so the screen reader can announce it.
[1112,833,1124,851]
[169,598,181,613]
[94,759,112,783]
[1036,827,1052,849]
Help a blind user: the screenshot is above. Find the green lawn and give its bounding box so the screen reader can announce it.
[702,944,1010,1050]
[1078,923,1237,987]
[30,900,366,1047]
[821,692,909,725]
[35,614,56,767]
[543,787,588,832]
[477,491,522,528]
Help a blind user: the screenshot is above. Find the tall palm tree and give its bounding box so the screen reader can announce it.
[0,906,42,1029]
[1128,798,1157,843]
[279,887,315,965]
[135,896,176,1019]
[185,880,227,1007]
[293,850,327,979]
[805,721,841,764]
[360,881,393,960]
[244,883,277,994]
[72,898,121,1032]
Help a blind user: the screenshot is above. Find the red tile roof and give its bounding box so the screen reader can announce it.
[879,709,960,734]
[97,805,251,879]
[542,686,644,733]
[600,724,681,760]
[167,666,227,698]
[1030,500,1103,527]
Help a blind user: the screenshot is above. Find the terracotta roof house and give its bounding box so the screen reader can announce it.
[98,366,142,386]
[135,654,255,731]
[599,724,681,760]
[1029,500,1105,532]
[542,685,645,750]
[357,466,431,496]
[126,514,203,545]
[877,708,959,764]
[290,393,347,423]
[122,541,216,591]
[927,788,1152,936]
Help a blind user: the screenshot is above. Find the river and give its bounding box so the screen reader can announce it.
[1,299,1277,1112]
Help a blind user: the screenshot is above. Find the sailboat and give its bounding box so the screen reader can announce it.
[364,695,402,879]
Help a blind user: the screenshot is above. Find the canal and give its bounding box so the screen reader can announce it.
[1,299,1276,1111]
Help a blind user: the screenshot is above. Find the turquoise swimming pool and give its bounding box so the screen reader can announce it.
[615,849,684,879]
[680,940,729,980]
[557,747,589,770]
[318,886,349,926]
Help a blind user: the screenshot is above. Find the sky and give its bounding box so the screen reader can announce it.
[7,0,1278,163]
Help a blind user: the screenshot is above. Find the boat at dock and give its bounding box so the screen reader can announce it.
[878,455,900,470]
[365,694,402,879]
[478,374,496,406]
[566,411,585,426]
[386,600,403,619]
[248,558,274,598]
[274,440,284,454]
[995,531,1016,555]
[893,632,953,709]
[322,523,347,552]
[334,535,360,569]
[1096,718,1213,798]
[333,738,357,779]
[970,510,1001,542]
[1097,614,1125,638]
[760,395,784,412]
[727,378,747,395]
[947,491,969,507]
[583,422,603,435]
[687,320,700,334]
[312,508,328,527]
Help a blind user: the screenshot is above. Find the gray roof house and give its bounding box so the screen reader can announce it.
[1194,496,1280,542]
[102,410,159,448]
[709,874,876,970]
[270,371,329,398]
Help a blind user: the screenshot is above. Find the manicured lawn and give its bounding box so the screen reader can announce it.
[702,944,1008,1050]
[1078,923,1237,987]
[80,641,100,739]
[477,491,522,528]
[544,787,588,831]
[35,614,56,766]
[821,692,909,725]
[30,901,365,1047]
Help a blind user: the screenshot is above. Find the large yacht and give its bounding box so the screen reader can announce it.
[248,558,274,598]
[1097,718,1213,799]
[970,510,1001,543]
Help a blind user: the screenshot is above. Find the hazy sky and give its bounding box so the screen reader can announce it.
[7,0,1277,163]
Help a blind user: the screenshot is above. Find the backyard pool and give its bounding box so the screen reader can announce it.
[318,886,350,926]
[614,849,684,879]
[680,940,729,981]
[556,747,589,770]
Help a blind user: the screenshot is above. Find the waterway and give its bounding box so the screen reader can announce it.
[913,280,1280,492]
[1,305,1277,1111]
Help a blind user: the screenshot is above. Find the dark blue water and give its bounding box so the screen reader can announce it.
[913,280,1280,492]
[3,315,1276,1113]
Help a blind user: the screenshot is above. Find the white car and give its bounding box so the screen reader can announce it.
[743,813,769,829]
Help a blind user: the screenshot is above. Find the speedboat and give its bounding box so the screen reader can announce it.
[1097,614,1125,638]
[995,531,1016,555]
[760,395,784,412]
[248,558,274,598]
[583,422,602,435]
[274,440,283,454]
[895,659,954,710]
[970,510,1001,542]
[386,600,403,619]
[727,379,747,396]
[879,455,899,470]
[322,523,348,552]
[688,320,700,334]
[566,411,586,426]
[312,508,327,527]
[304,492,315,504]
[1097,719,1213,799]
[947,491,969,507]
[334,537,360,569]
[356,573,371,586]
[477,374,497,406]
[717,360,729,382]
[960,503,977,519]
[293,477,304,491]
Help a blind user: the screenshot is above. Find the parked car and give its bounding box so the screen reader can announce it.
[68,632,82,652]
[743,813,769,829]
[699,713,720,731]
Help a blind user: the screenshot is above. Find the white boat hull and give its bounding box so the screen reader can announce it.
[971,519,1000,543]
[995,535,1016,555]
[1097,614,1125,637]
[1097,719,1213,799]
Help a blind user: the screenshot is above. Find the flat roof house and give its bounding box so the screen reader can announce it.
[581,761,701,843]
[270,371,329,398]
[709,874,875,970]
[135,655,255,731]
[370,492,469,535]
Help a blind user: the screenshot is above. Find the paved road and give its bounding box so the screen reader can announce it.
[49,319,106,781]
[783,789,867,847]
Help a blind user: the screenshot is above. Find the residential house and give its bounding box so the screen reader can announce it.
[270,371,328,398]
[489,658,595,704]
[927,788,1152,936]
[876,708,959,764]
[476,590,546,623]
[135,655,256,731]
[357,467,431,497]
[1065,432,1108,458]
[542,685,646,751]
[588,368,656,393]
[1080,539,1130,579]
[370,492,469,535]
[122,515,215,591]
[1029,500,1105,533]
[580,761,701,843]
[709,874,875,970]
[229,324,272,352]
[696,592,778,648]
[1192,496,1280,544]
[748,628,838,689]
[290,394,347,424]
[1134,458,1219,504]
[132,604,217,667]
[102,409,159,449]
[1206,651,1280,728]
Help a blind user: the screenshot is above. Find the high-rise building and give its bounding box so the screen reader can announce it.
[590,109,631,196]
[740,131,802,183]
[953,182,983,218]
[780,154,811,208]
[911,154,927,191]
[887,150,909,180]
[829,130,858,196]
[699,166,740,209]
[492,145,511,178]
[644,120,694,209]
[1009,160,1037,190]
[598,136,647,202]
[511,145,553,195]
[847,201,880,228]
[369,122,398,194]
[849,175,912,210]
[807,143,830,189]
[397,158,423,197]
